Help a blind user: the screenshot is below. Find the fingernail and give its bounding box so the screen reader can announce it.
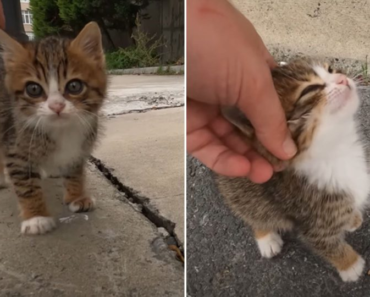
[283,135,297,157]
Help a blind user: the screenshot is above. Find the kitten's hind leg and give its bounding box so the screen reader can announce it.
[254,229,284,258]
[64,164,95,213]
[303,232,364,282]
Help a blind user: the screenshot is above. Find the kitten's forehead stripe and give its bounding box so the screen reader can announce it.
[32,37,70,84]
[49,76,59,94]
[37,61,48,84]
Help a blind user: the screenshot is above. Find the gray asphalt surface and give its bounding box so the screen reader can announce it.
[187,87,370,297]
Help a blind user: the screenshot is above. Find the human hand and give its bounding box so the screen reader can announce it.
[187,0,297,183]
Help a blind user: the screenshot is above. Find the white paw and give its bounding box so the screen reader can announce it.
[68,197,95,213]
[339,256,365,282]
[69,202,81,213]
[346,226,358,233]
[256,232,283,258]
[0,171,9,188]
[21,216,56,235]
[39,168,48,179]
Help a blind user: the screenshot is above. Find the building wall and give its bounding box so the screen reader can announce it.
[106,0,184,64]
[159,0,184,63]
[20,0,33,39]
[20,1,30,10]
[142,0,184,63]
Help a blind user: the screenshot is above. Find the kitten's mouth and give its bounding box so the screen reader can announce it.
[47,113,71,123]
[51,113,70,119]
[327,86,352,113]
[329,87,350,98]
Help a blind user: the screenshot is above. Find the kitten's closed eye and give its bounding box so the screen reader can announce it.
[299,84,325,99]
[26,82,43,98]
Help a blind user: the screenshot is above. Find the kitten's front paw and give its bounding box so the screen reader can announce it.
[339,256,365,282]
[39,168,48,180]
[0,171,10,189]
[256,232,283,258]
[68,197,95,213]
[21,216,56,235]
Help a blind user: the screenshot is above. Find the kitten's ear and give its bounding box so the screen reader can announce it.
[70,22,104,65]
[287,118,301,135]
[221,107,254,139]
[222,106,289,170]
[0,29,27,64]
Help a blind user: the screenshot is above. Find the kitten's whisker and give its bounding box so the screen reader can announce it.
[76,113,96,139]
[38,119,47,150]
[351,70,370,82]
[79,110,99,118]
[2,124,17,137]
[351,70,364,79]
[1,106,14,112]
[28,118,42,179]
[4,118,36,139]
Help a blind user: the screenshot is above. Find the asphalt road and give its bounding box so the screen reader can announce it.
[187,87,370,297]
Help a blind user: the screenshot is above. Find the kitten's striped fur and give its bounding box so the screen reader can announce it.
[0,22,107,234]
[218,60,369,282]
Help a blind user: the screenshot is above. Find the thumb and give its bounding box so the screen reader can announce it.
[237,64,297,160]
[265,51,277,70]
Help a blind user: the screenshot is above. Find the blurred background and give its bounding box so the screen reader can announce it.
[17,0,184,68]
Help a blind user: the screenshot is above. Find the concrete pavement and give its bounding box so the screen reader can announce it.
[0,166,183,297]
[104,75,184,115]
[187,88,370,297]
[108,65,184,75]
[94,108,185,244]
[231,0,370,62]
[99,75,185,245]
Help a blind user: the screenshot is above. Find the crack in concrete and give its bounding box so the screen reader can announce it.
[89,156,183,255]
[106,104,184,117]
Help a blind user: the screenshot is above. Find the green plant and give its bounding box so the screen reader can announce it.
[30,0,67,37]
[155,66,184,75]
[361,55,370,85]
[31,0,150,45]
[105,15,163,69]
[156,66,174,75]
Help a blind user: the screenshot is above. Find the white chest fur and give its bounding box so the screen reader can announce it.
[42,124,86,175]
[294,117,370,210]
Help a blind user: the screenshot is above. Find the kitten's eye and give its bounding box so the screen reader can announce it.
[299,84,325,99]
[25,82,43,98]
[328,66,333,73]
[66,79,83,95]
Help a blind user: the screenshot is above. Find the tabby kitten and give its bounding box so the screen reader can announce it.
[0,22,107,235]
[217,60,369,282]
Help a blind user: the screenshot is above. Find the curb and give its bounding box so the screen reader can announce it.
[108,65,184,75]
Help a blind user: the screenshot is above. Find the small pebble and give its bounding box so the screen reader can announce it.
[158,227,169,237]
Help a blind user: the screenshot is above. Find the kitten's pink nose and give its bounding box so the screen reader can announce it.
[49,102,66,115]
[336,74,349,86]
